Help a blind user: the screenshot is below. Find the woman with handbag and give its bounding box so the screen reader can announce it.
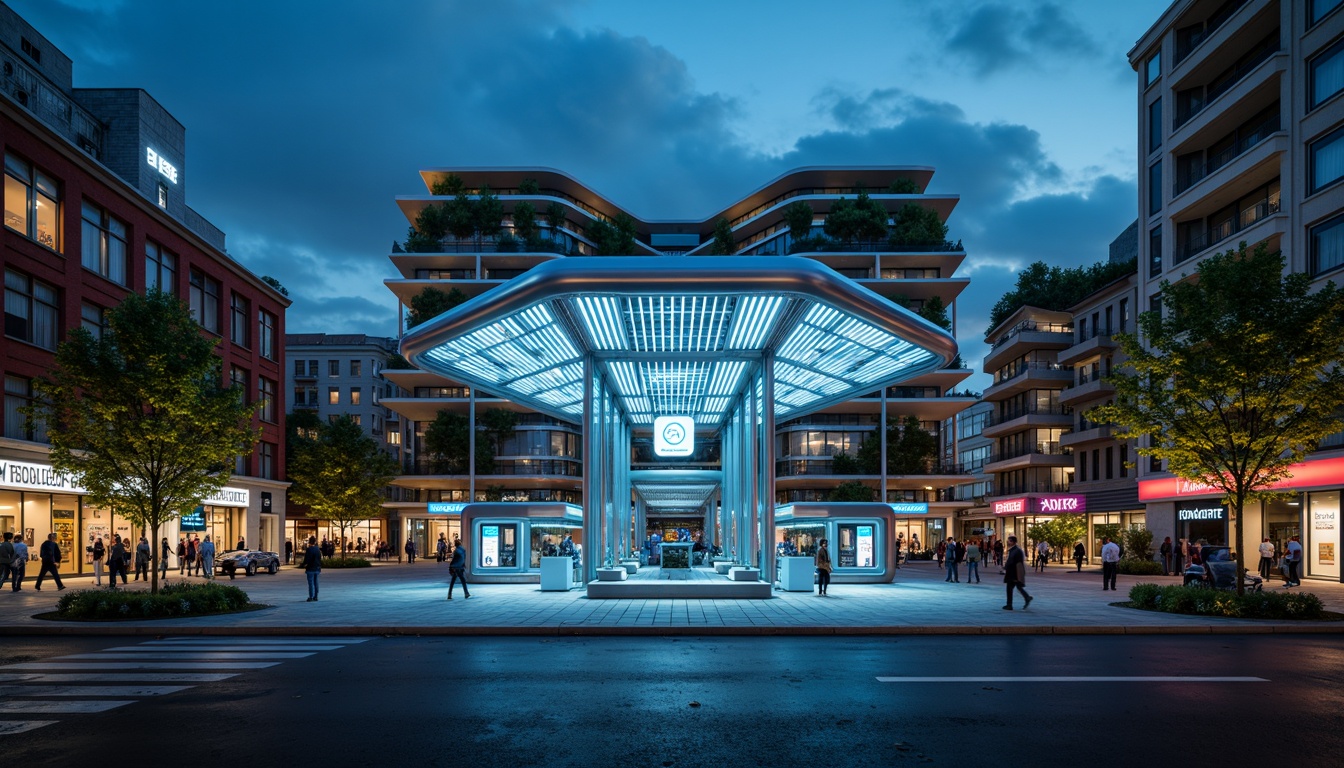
[815,538,833,596]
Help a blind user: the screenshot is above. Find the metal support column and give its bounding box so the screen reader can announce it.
[581,356,598,583]
[761,352,776,583]
[468,389,476,501]
[880,387,887,504]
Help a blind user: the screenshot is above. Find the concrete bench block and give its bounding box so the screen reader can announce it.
[730,567,761,581]
[620,560,639,574]
[595,567,628,581]
[714,562,735,574]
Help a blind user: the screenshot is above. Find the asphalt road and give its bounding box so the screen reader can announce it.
[0,635,1339,766]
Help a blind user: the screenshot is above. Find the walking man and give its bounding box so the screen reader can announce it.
[200,535,216,580]
[35,533,65,591]
[1284,535,1303,587]
[1101,536,1121,591]
[437,533,448,563]
[302,535,322,601]
[0,531,14,587]
[108,535,127,589]
[160,536,171,578]
[1257,537,1275,580]
[405,538,417,564]
[10,534,28,591]
[447,538,471,599]
[965,539,982,583]
[134,536,151,581]
[1034,539,1050,572]
[1002,535,1032,610]
[944,537,960,582]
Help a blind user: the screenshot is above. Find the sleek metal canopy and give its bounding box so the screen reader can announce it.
[400,256,957,429]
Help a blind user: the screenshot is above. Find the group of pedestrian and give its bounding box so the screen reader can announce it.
[173,535,217,578]
[938,537,987,584]
[0,532,68,591]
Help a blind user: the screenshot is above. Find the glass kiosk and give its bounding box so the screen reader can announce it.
[462,502,584,584]
[774,502,896,584]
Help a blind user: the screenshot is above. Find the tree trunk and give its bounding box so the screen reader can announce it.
[150,520,160,595]
[1232,490,1247,596]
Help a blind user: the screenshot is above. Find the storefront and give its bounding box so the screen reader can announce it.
[773,502,896,583]
[1089,510,1147,558]
[886,502,943,555]
[460,502,584,583]
[992,494,1087,553]
[1140,456,1344,582]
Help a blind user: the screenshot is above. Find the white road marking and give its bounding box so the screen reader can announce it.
[0,720,59,734]
[876,676,1268,683]
[0,674,42,682]
[155,637,370,644]
[0,684,192,697]
[3,662,279,670]
[0,700,134,713]
[20,673,237,683]
[105,645,344,652]
[56,652,313,660]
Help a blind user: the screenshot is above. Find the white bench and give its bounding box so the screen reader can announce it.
[595,567,628,581]
[729,567,761,582]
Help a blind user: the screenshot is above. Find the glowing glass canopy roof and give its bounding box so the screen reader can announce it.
[400,257,957,429]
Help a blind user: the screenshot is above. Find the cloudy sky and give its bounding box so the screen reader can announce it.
[18,0,1170,381]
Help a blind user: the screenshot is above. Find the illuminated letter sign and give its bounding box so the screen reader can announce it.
[1038,495,1086,514]
[146,147,179,184]
[653,416,695,457]
[889,502,929,515]
[992,498,1028,516]
[1177,506,1226,521]
[427,502,466,514]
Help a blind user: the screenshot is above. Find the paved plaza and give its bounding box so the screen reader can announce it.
[2,559,1341,635]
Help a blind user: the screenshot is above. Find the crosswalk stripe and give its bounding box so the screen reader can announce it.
[0,674,42,682]
[155,637,369,644]
[0,700,134,713]
[105,645,344,652]
[4,662,280,670]
[875,676,1268,683]
[0,684,192,697]
[0,720,58,734]
[17,673,237,683]
[56,652,313,660]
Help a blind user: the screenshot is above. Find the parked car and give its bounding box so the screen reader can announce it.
[218,549,281,579]
[1183,546,1263,592]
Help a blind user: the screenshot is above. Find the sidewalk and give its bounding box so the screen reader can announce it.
[1,560,1341,636]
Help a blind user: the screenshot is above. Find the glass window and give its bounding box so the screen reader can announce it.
[145,240,177,296]
[1146,52,1161,85]
[1148,98,1162,152]
[328,386,339,405]
[4,269,58,349]
[81,302,105,340]
[838,523,877,568]
[188,268,220,333]
[80,201,128,285]
[4,375,44,441]
[350,359,362,378]
[1307,491,1340,579]
[157,182,168,209]
[1310,126,1344,193]
[4,153,60,250]
[328,360,339,377]
[259,442,275,480]
[1312,0,1343,26]
[530,525,582,567]
[259,377,276,423]
[293,359,305,377]
[1148,227,1162,278]
[230,367,248,400]
[1312,38,1344,110]
[1311,213,1344,276]
[1148,162,1162,215]
[308,360,318,377]
[350,387,361,406]
[229,293,250,347]
[259,310,277,360]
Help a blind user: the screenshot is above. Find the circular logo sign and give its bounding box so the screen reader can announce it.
[662,422,686,445]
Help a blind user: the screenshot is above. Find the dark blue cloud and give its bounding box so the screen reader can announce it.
[943,2,1099,77]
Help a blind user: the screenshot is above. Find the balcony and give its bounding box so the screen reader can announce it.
[775,459,969,478]
[1057,333,1118,367]
[1173,33,1278,129]
[1058,372,1115,406]
[1175,196,1281,264]
[981,405,1072,439]
[988,480,1072,497]
[1173,0,1249,66]
[987,442,1071,463]
[1060,425,1114,448]
[983,363,1075,400]
[1174,114,1281,196]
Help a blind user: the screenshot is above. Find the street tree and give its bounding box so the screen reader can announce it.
[406,286,468,329]
[1093,245,1344,594]
[424,410,470,474]
[828,481,875,502]
[29,290,258,594]
[287,415,400,556]
[887,415,938,474]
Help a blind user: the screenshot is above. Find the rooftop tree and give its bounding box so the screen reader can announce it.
[782,200,815,245]
[406,286,468,329]
[28,290,259,594]
[1092,244,1344,594]
[709,217,736,255]
[287,415,400,557]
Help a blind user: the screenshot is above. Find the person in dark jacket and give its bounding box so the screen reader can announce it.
[1073,541,1086,572]
[160,537,172,578]
[185,537,198,576]
[447,538,470,599]
[134,536,151,581]
[108,535,128,589]
[91,537,105,586]
[284,539,294,565]
[177,538,187,574]
[36,533,65,590]
[302,536,322,601]
[1002,535,1032,610]
[405,538,417,564]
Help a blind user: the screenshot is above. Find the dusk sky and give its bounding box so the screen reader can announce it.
[18,0,1172,378]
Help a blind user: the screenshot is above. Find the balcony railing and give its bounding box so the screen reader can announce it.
[1174,197,1280,263]
[990,321,1073,350]
[401,458,581,476]
[775,459,968,477]
[988,443,1072,463]
[992,362,1075,387]
[992,480,1073,496]
[987,404,1071,426]
[1174,114,1280,194]
[1174,0,1249,65]
[1173,36,1278,128]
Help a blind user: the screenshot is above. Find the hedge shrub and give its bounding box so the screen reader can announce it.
[1126,583,1325,620]
[318,556,371,568]
[53,581,253,620]
[1117,559,1165,575]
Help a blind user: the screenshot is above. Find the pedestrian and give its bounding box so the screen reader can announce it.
[993,538,1004,567]
[437,533,448,563]
[35,533,65,591]
[1073,541,1086,572]
[200,535,216,580]
[236,535,245,551]
[1002,535,1032,610]
[0,531,14,588]
[965,538,982,584]
[177,538,187,574]
[1101,536,1120,591]
[1178,537,1190,570]
[134,536,151,581]
[1160,536,1174,575]
[895,533,904,569]
[302,535,322,601]
[10,534,28,591]
[90,536,105,585]
[944,537,960,582]
[935,539,945,568]
[814,537,832,596]
[447,537,471,599]
[185,537,197,576]
[1257,537,1275,580]
[285,539,294,565]
[108,535,127,589]
[1284,535,1303,587]
[160,536,171,578]
[405,538,417,564]
[1034,539,1050,572]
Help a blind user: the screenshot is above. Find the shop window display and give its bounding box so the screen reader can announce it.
[479,523,518,568]
[531,524,581,567]
[776,524,824,557]
[1308,491,1340,580]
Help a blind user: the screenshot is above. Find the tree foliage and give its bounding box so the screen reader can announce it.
[782,201,815,243]
[406,286,468,329]
[587,212,639,255]
[29,291,258,594]
[287,415,400,556]
[987,257,1137,333]
[1027,514,1088,561]
[823,192,888,245]
[709,217,736,255]
[1092,245,1344,594]
[512,201,539,245]
[261,275,288,297]
[918,296,951,331]
[517,177,540,195]
[828,481,875,502]
[887,178,920,194]
[887,415,938,474]
[887,203,948,248]
[424,411,470,474]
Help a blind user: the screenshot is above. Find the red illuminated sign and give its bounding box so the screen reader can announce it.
[1138,456,1344,501]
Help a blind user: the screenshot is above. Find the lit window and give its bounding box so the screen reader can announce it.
[1311,213,1344,276]
[157,182,168,208]
[1310,37,1344,111]
[329,386,340,405]
[4,269,58,349]
[80,200,128,285]
[145,240,177,296]
[1310,126,1344,193]
[189,269,221,333]
[350,387,361,406]
[4,153,60,250]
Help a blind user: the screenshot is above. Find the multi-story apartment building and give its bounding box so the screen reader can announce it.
[284,333,404,550]
[0,2,290,568]
[382,167,977,558]
[1130,0,1344,579]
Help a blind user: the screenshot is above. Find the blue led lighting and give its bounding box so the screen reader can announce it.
[576,296,628,350]
[726,295,786,349]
